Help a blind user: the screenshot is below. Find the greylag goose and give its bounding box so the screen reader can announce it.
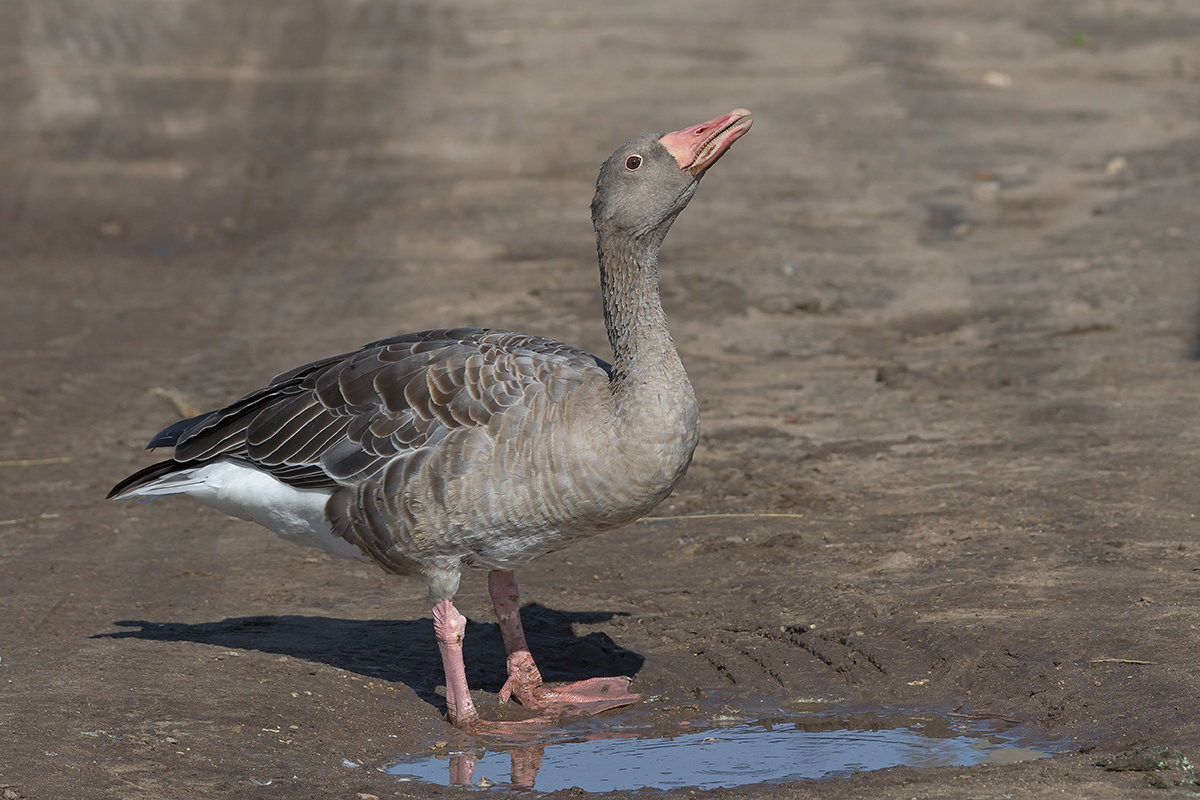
[110,109,753,730]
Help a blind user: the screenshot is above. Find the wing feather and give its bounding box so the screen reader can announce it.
[126,329,611,493]
[245,394,323,451]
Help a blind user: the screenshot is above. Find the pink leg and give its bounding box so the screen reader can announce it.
[488,570,540,704]
[488,570,640,716]
[433,599,480,727]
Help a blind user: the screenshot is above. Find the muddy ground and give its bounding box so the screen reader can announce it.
[4,1,1200,797]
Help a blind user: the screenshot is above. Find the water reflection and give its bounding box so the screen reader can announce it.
[387,712,1056,792]
[446,745,544,790]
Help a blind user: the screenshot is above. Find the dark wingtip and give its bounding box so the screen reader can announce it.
[146,411,217,450]
[107,459,185,499]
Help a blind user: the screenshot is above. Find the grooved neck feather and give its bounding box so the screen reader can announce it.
[596,225,696,422]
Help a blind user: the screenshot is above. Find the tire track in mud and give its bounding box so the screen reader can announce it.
[777,624,888,680]
[653,620,889,692]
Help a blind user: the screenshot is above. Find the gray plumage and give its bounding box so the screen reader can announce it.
[111,109,752,728]
[107,123,755,601]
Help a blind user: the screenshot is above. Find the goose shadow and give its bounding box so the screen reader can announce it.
[94,603,643,714]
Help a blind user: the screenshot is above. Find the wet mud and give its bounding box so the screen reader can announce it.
[3,1,1200,798]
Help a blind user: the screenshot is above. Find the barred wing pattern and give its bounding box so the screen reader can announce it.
[158,328,613,491]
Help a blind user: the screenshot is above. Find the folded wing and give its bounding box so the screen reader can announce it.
[116,328,612,495]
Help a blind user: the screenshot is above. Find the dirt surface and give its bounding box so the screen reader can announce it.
[4,1,1200,797]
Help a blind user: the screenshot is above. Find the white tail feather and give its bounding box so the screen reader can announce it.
[123,460,368,563]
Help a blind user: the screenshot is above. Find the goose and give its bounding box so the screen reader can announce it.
[110,109,753,730]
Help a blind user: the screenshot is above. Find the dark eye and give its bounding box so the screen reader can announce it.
[625,154,643,170]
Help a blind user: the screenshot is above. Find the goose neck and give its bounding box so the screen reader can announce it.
[596,233,692,409]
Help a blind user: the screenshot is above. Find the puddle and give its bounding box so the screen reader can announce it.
[385,710,1058,792]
